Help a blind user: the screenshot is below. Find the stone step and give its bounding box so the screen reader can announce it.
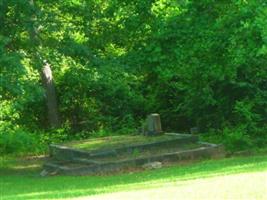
[49,133,199,161]
[42,142,224,176]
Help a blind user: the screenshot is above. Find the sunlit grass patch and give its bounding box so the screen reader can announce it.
[1,155,267,200]
[63,134,178,150]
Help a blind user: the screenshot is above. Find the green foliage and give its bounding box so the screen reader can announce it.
[58,63,144,132]
[0,0,266,154]
[0,122,73,155]
[0,123,38,154]
[222,126,253,152]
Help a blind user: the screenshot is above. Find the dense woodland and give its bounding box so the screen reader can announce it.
[0,0,266,154]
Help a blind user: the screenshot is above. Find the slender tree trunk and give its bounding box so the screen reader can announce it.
[41,62,60,127]
[29,0,60,128]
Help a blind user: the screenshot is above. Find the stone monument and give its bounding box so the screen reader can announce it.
[145,113,162,136]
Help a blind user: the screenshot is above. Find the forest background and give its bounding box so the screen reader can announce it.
[1,0,266,155]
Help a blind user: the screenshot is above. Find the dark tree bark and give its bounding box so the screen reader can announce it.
[29,0,60,128]
[41,62,60,128]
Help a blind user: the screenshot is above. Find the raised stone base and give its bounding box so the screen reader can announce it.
[42,133,224,176]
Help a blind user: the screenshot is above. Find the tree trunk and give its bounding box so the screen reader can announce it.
[41,62,60,128]
[29,0,60,128]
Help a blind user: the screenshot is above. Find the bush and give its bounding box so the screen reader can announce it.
[221,126,253,152]
[58,64,145,133]
[203,125,267,152]
[0,123,40,154]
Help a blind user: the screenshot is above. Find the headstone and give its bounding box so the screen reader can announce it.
[145,113,162,136]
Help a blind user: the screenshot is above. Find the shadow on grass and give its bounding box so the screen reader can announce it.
[1,155,267,200]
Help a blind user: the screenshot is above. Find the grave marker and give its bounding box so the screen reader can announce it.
[146,113,162,136]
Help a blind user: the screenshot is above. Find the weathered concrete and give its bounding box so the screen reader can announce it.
[146,114,162,135]
[43,135,225,176]
[49,133,199,161]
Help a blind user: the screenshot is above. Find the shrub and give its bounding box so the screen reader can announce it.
[58,64,145,133]
[221,126,253,152]
[0,123,40,154]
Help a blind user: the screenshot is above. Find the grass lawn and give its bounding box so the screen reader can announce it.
[63,134,182,151]
[0,155,267,200]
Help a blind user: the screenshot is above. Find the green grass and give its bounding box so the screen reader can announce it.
[64,134,179,151]
[0,155,267,200]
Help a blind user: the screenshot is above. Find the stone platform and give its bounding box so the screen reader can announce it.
[42,133,224,176]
